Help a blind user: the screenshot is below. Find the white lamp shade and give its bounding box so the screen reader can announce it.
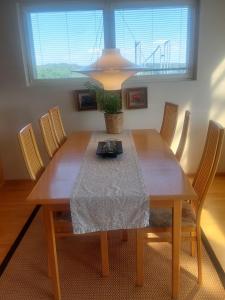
[80,49,141,90]
[88,70,136,90]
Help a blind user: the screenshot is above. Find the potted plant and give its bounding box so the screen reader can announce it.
[86,82,123,134]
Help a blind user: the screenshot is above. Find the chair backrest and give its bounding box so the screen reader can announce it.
[49,106,66,145]
[40,113,59,158]
[160,102,178,147]
[175,111,190,161]
[18,124,44,181]
[192,120,224,222]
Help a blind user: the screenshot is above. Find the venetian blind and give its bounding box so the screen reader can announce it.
[114,4,193,76]
[29,10,104,79]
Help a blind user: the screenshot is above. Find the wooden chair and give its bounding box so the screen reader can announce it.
[175,111,190,161]
[136,120,224,287]
[18,124,109,283]
[160,102,179,147]
[18,124,44,180]
[40,113,59,158]
[49,106,66,146]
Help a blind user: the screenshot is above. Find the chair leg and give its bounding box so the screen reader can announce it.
[136,229,144,286]
[196,228,202,285]
[122,229,128,242]
[100,231,109,277]
[190,231,196,257]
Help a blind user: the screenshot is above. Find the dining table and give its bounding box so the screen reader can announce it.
[27,129,197,300]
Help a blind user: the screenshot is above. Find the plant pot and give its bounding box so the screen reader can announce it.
[104,112,123,134]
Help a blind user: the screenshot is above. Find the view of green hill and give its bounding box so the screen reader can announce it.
[36,63,84,79]
[36,63,187,79]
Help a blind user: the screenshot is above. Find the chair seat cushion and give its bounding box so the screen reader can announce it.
[149,201,196,228]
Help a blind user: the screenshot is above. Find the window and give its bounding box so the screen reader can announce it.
[20,1,198,82]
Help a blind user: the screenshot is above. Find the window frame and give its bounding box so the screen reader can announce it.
[18,0,199,86]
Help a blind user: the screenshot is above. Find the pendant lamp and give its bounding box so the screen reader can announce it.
[80,48,143,90]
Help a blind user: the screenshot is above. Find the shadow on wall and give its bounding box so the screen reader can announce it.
[210,56,225,172]
[171,102,192,172]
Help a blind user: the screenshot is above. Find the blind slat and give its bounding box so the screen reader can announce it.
[115,6,191,75]
[30,10,104,79]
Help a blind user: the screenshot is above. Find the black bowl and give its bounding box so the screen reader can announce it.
[96,140,123,158]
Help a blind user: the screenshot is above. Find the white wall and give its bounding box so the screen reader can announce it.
[0,0,225,179]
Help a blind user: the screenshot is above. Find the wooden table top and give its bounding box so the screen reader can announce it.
[27,129,197,205]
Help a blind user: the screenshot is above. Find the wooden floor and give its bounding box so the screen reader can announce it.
[0,176,224,274]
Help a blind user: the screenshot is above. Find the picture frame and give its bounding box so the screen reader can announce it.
[125,87,148,109]
[74,89,97,111]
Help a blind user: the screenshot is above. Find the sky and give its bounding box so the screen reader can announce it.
[30,6,189,68]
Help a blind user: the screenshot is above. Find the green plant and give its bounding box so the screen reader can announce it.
[85,82,121,114]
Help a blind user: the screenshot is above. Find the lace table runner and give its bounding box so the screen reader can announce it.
[70,131,149,234]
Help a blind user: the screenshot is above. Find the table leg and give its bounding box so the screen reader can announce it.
[43,206,61,300]
[100,231,109,277]
[42,208,52,278]
[172,199,182,300]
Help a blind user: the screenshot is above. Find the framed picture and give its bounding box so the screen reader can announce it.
[74,90,97,111]
[125,87,148,109]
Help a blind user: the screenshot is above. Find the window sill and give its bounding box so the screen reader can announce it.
[26,73,196,88]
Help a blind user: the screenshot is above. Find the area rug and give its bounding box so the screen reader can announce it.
[0,212,224,299]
